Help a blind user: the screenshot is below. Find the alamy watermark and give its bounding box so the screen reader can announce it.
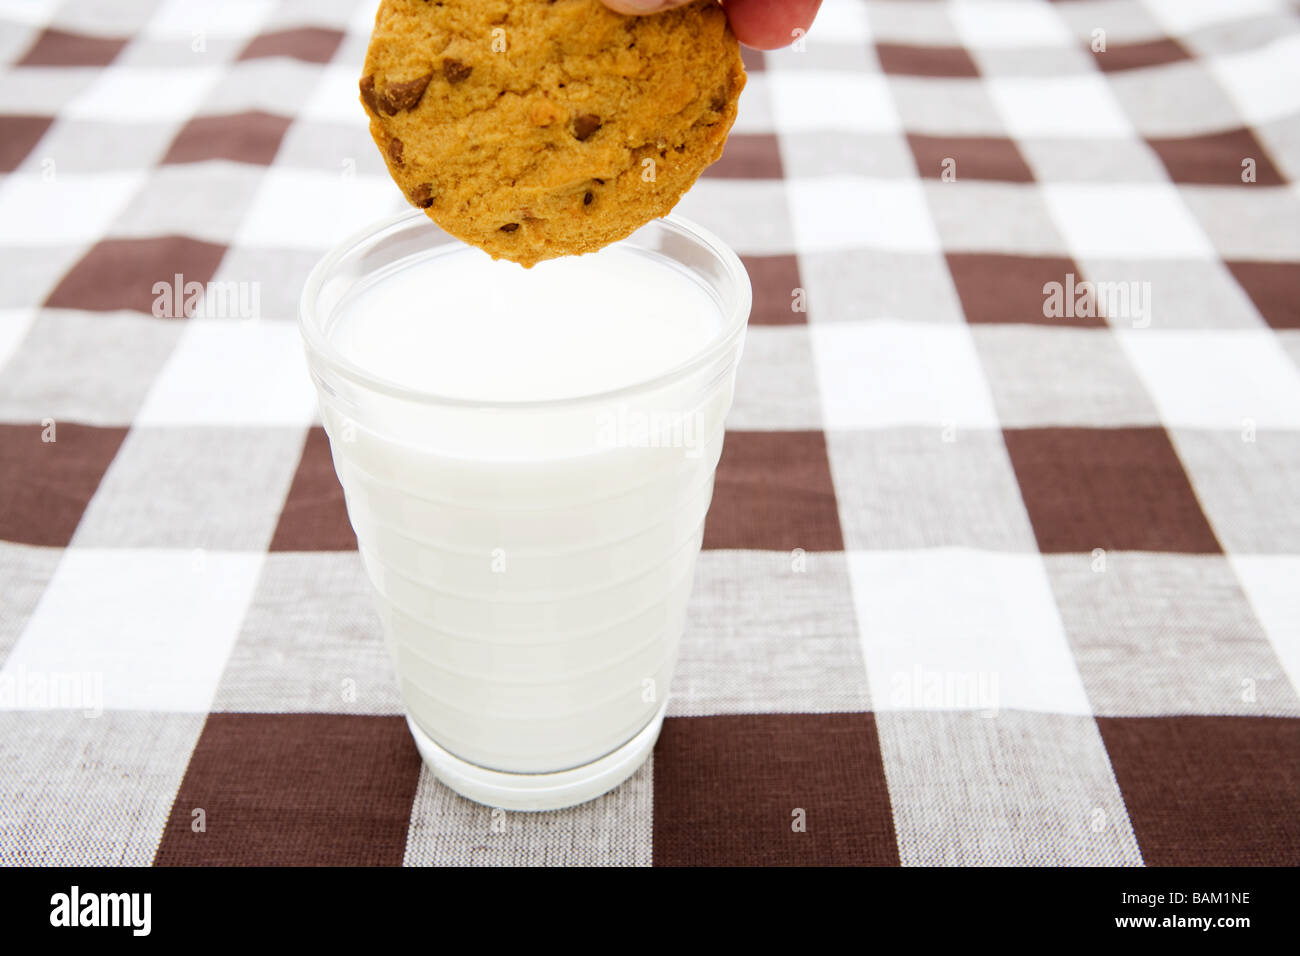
[0,665,103,716]
[1044,273,1151,328]
[595,404,707,458]
[50,886,150,936]
[152,273,260,320]
[889,665,1000,716]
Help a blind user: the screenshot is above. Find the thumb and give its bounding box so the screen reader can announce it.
[600,0,695,13]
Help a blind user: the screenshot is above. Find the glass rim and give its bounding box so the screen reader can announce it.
[298,209,752,411]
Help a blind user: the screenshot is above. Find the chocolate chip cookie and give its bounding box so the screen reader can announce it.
[360,0,745,267]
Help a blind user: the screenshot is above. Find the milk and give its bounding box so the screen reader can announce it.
[332,247,722,403]
[318,243,740,775]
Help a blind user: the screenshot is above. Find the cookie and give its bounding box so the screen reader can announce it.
[360,0,745,267]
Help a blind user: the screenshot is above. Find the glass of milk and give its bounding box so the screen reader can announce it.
[299,210,751,810]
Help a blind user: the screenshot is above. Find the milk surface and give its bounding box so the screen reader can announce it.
[332,245,722,403]
[322,245,736,773]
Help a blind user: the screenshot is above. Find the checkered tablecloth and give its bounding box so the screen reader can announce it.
[1,0,1298,868]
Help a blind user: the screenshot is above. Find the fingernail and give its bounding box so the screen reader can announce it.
[603,0,679,14]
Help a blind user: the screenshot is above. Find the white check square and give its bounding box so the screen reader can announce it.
[1231,556,1300,703]
[52,1,168,36]
[135,319,318,426]
[0,68,98,115]
[0,308,36,370]
[144,0,276,38]
[729,326,823,429]
[787,177,939,253]
[1142,0,1289,35]
[1209,33,1300,126]
[349,0,385,35]
[0,172,143,246]
[807,0,872,44]
[811,319,998,429]
[112,163,264,246]
[1117,330,1300,429]
[200,60,326,117]
[731,72,774,135]
[986,75,1133,138]
[1,549,264,713]
[235,167,403,251]
[1043,183,1215,258]
[0,710,205,865]
[848,549,1092,715]
[300,62,372,125]
[949,0,1073,48]
[671,551,870,715]
[673,179,794,255]
[4,0,61,27]
[865,0,962,44]
[768,72,900,134]
[63,66,220,122]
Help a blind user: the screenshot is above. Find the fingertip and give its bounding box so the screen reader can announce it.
[723,0,823,51]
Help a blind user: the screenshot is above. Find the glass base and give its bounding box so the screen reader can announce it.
[406,702,668,812]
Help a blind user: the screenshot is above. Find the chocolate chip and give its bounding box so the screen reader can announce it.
[572,114,602,141]
[443,58,472,84]
[709,88,726,112]
[359,74,380,115]
[411,183,433,208]
[388,137,404,166]
[499,223,519,232]
[380,73,432,114]
[583,191,593,205]
[593,178,605,185]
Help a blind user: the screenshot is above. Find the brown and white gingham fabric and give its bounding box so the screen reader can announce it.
[1,0,1297,867]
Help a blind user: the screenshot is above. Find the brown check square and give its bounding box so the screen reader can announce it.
[1147,127,1286,186]
[45,236,228,315]
[907,134,1034,183]
[0,423,127,548]
[1090,38,1190,74]
[1226,261,1300,329]
[1097,716,1300,865]
[741,254,806,325]
[17,28,127,67]
[947,253,1101,326]
[704,133,784,179]
[1002,427,1223,554]
[163,111,294,166]
[0,115,53,172]
[703,430,843,551]
[652,713,899,866]
[238,27,345,65]
[876,43,979,78]
[270,426,358,552]
[155,713,422,866]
